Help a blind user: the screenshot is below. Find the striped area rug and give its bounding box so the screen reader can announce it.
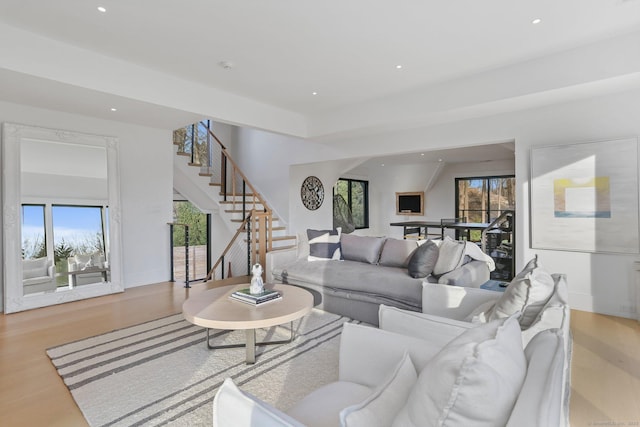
[47,309,353,427]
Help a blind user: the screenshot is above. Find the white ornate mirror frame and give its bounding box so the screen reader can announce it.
[2,123,124,313]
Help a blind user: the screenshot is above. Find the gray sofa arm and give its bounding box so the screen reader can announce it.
[265,247,297,282]
[437,259,490,288]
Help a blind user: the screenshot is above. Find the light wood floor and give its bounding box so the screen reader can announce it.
[1,280,639,427]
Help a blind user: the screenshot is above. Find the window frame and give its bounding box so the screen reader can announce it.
[334,178,370,230]
[454,175,516,223]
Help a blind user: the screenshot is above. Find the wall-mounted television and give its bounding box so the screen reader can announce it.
[396,191,424,215]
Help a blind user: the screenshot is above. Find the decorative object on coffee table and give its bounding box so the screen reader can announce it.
[250,263,264,294]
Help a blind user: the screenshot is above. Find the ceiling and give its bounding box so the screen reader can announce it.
[1,1,640,139]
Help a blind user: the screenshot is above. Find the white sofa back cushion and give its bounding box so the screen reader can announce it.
[392,316,526,427]
[507,329,566,427]
[340,352,417,427]
[488,257,555,327]
[213,378,304,427]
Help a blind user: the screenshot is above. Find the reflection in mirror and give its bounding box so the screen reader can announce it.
[3,123,123,313]
[21,141,110,296]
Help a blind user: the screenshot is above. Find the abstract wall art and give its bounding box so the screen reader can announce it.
[530,137,639,253]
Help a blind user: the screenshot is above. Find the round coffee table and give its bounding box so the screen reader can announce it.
[182,283,313,364]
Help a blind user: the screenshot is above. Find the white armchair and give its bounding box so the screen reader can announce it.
[22,257,56,294]
[213,315,568,427]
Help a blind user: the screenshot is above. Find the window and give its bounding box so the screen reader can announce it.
[171,200,210,282]
[456,175,515,240]
[334,178,369,229]
[22,204,46,260]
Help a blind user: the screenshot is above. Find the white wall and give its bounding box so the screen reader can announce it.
[285,88,640,319]
[227,125,342,226]
[0,100,174,312]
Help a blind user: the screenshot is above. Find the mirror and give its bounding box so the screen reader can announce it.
[3,123,123,313]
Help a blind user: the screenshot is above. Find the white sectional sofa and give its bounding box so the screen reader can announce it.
[267,231,493,325]
[213,314,569,427]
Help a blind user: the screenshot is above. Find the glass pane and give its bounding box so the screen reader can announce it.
[172,201,208,282]
[22,205,46,260]
[52,206,106,286]
[489,177,516,220]
[458,179,486,223]
[350,181,366,228]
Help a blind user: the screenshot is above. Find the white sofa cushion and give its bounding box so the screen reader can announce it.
[340,352,417,427]
[213,378,304,427]
[488,257,555,327]
[507,329,565,427]
[392,315,526,427]
[432,236,466,276]
[287,381,372,427]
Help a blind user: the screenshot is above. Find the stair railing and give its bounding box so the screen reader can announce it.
[175,121,274,281]
[205,210,269,281]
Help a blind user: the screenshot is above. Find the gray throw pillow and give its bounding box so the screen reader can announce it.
[407,240,439,278]
[379,238,419,268]
[341,234,386,264]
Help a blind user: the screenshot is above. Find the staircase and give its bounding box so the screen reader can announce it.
[173,121,296,281]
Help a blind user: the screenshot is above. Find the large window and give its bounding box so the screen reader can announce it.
[334,178,369,229]
[455,175,515,224]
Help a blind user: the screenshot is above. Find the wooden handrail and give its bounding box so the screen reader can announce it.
[206,128,270,212]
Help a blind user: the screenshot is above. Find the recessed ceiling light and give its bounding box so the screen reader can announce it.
[420,153,425,156]
[110,108,117,112]
[381,163,385,167]
[97,6,106,12]
[312,92,318,96]
[396,65,403,69]
[438,158,443,162]
[532,18,541,24]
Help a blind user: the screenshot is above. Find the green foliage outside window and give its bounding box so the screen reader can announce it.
[334,178,369,229]
[172,202,207,246]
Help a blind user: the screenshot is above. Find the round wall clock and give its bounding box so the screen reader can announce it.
[301,176,324,210]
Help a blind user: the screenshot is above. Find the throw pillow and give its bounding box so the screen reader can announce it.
[407,240,439,278]
[340,352,417,427]
[213,378,303,427]
[307,228,342,261]
[296,232,310,260]
[378,238,419,268]
[341,234,386,264]
[487,259,555,327]
[432,236,466,276]
[392,316,526,427]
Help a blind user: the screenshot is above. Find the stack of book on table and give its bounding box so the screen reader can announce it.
[229,288,282,306]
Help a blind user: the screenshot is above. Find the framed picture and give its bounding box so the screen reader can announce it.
[530,137,639,254]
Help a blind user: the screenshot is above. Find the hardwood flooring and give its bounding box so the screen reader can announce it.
[1,280,639,427]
